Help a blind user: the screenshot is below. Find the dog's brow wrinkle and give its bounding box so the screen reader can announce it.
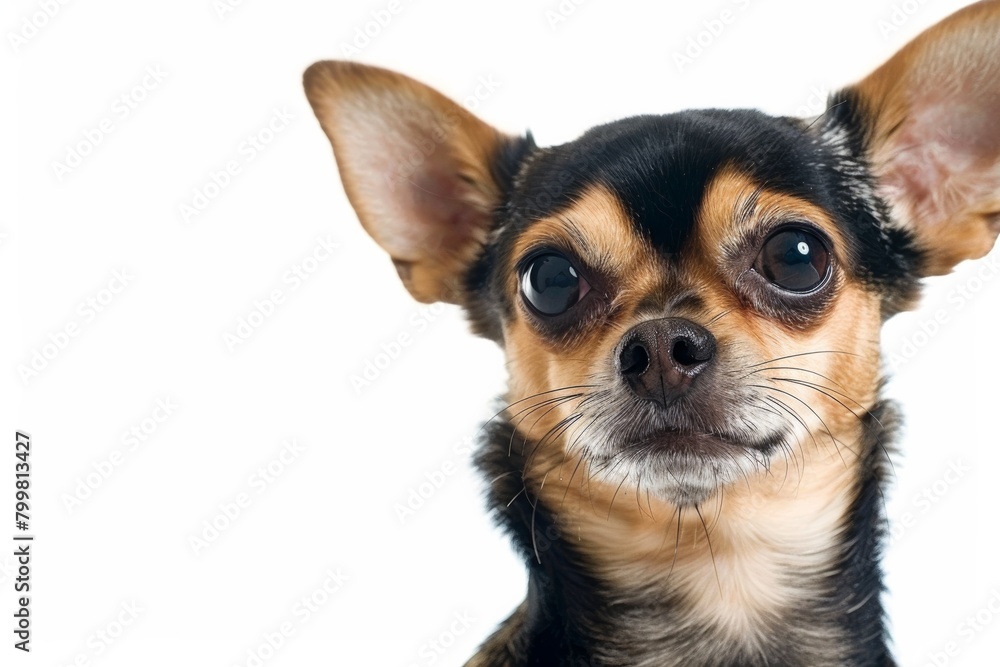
[670,293,706,314]
[632,291,704,318]
[634,294,666,315]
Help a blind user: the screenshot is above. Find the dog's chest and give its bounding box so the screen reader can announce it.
[545,461,859,666]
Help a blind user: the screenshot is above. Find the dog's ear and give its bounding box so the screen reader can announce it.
[843,0,1000,276]
[304,61,522,303]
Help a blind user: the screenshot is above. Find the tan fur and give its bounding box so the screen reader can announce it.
[507,187,666,331]
[696,167,850,279]
[501,174,883,643]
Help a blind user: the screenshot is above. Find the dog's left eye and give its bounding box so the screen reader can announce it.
[753,227,831,293]
[520,253,590,316]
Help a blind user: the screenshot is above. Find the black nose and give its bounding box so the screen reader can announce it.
[617,317,716,407]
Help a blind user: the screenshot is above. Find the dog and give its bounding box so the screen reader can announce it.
[304,2,999,664]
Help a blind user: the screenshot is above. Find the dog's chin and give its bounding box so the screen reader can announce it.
[591,428,783,507]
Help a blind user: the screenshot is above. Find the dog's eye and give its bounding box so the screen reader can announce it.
[520,253,589,316]
[753,228,831,292]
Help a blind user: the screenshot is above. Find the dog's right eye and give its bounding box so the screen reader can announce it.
[520,253,590,316]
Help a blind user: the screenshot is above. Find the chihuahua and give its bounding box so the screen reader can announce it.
[304,2,999,665]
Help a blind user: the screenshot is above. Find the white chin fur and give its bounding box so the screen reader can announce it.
[589,448,770,507]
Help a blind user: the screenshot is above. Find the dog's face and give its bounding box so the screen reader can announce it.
[486,110,907,506]
[305,2,999,508]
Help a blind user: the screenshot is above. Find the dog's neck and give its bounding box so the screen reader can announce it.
[473,400,897,667]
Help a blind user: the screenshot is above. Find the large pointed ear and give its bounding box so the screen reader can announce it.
[843,0,1000,276]
[303,61,526,303]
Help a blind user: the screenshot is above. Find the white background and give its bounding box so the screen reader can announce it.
[3,0,999,665]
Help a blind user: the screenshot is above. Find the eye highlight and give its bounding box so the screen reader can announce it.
[520,252,590,316]
[753,227,831,293]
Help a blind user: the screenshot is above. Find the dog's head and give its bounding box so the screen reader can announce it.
[305,2,999,507]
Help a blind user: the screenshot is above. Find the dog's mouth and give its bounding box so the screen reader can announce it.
[626,425,784,457]
[521,381,793,506]
[583,417,787,506]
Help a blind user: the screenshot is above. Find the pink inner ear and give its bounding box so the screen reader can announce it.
[305,61,507,300]
[880,94,1000,229]
[359,122,489,264]
[406,161,483,256]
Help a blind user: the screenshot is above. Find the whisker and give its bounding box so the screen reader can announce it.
[607,468,632,519]
[763,394,836,477]
[744,365,850,393]
[560,446,591,508]
[509,395,582,456]
[747,350,861,369]
[634,473,651,519]
[658,503,681,554]
[530,470,549,564]
[773,377,886,431]
[706,309,735,326]
[771,377,897,487]
[506,487,526,507]
[667,506,683,579]
[485,384,597,425]
[694,504,723,598]
[524,413,582,475]
[516,396,583,457]
[754,383,859,460]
